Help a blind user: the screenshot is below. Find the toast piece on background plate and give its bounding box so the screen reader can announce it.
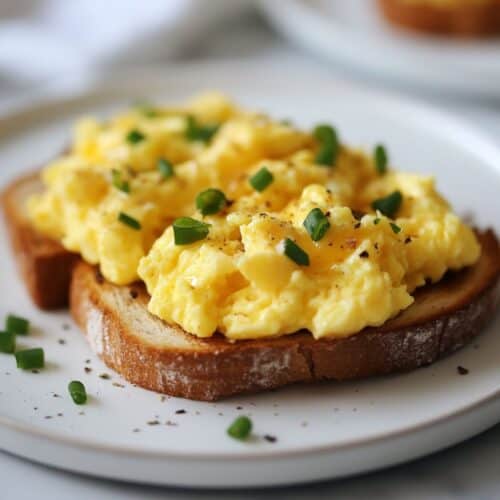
[2,173,500,400]
[377,0,500,37]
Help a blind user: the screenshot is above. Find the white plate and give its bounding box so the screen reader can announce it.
[0,62,499,488]
[259,0,500,97]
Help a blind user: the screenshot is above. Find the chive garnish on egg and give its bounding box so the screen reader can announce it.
[118,212,141,230]
[390,222,402,234]
[282,238,310,266]
[68,380,87,405]
[185,115,220,143]
[196,188,227,216]
[173,217,210,245]
[374,144,388,175]
[157,158,174,179]
[15,348,44,370]
[249,167,274,192]
[371,190,403,218]
[6,314,29,335]
[313,124,339,167]
[303,208,330,242]
[111,169,130,193]
[227,416,252,440]
[126,129,146,144]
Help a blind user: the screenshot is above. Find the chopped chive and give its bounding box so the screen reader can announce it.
[111,169,130,193]
[0,331,15,353]
[282,238,310,266]
[249,167,273,192]
[374,217,381,225]
[15,348,44,370]
[390,222,402,234]
[68,380,87,405]
[196,188,227,216]
[157,158,174,179]
[6,314,29,335]
[185,115,219,143]
[227,416,252,440]
[371,190,403,218]
[313,124,339,167]
[303,208,330,242]
[374,144,388,175]
[173,217,210,245]
[118,212,141,230]
[126,129,145,144]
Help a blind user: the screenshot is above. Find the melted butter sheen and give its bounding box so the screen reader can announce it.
[29,92,481,339]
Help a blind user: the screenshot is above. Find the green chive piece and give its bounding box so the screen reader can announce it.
[374,144,388,175]
[111,169,130,193]
[196,188,227,216]
[157,158,174,179]
[68,380,87,405]
[313,124,339,167]
[303,208,331,242]
[283,238,310,266]
[371,190,403,218]
[249,167,273,192]
[227,416,252,440]
[0,331,15,353]
[185,115,219,143]
[390,222,402,234]
[374,217,381,225]
[6,314,29,335]
[118,212,141,230]
[15,348,44,370]
[173,217,210,245]
[126,129,145,144]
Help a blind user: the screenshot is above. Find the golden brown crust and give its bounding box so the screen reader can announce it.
[1,172,79,309]
[377,0,500,37]
[70,231,500,401]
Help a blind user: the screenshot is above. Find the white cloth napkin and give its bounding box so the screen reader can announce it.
[0,0,250,90]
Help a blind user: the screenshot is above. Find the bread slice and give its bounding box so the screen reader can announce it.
[377,0,500,37]
[70,231,500,401]
[1,173,79,309]
[2,173,499,400]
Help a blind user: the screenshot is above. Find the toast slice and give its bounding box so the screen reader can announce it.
[377,0,500,37]
[2,173,500,400]
[1,173,79,309]
[70,231,500,401]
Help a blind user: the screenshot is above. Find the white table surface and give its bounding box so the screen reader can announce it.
[1,10,500,500]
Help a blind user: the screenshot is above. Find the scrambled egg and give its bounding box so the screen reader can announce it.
[29,92,480,340]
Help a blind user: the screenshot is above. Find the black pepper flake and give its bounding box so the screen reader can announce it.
[62,323,71,331]
[84,367,92,374]
[33,407,38,411]
[99,373,111,380]
[44,415,52,419]
[457,366,469,375]
[264,435,277,443]
[175,409,186,415]
[95,270,105,284]
[236,406,243,410]
[57,413,63,417]
[52,393,61,398]
[404,237,412,244]
[133,428,141,433]
[359,251,369,258]
[58,339,66,345]
[160,396,167,402]
[85,359,91,364]
[147,420,160,426]
[354,222,361,229]
[165,420,178,426]
[31,369,40,374]
[112,382,125,388]
[129,289,139,299]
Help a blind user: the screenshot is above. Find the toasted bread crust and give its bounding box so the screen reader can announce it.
[1,173,79,309]
[70,231,500,401]
[378,0,500,37]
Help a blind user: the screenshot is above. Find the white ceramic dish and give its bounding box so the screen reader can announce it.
[0,63,499,488]
[259,0,500,98]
